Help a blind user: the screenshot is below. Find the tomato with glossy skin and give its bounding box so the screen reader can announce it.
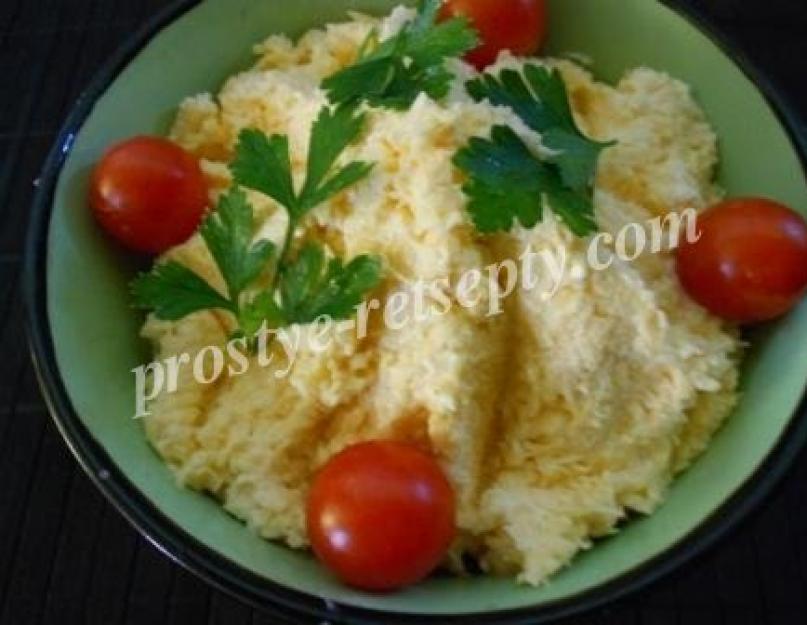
[676,198,807,324]
[306,441,456,592]
[90,136,208,254]
[440,0,549,70]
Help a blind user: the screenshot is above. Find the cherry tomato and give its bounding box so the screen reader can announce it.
[90,136,208,255]
[306,441,456,592]
[676,198,807,324]
[440,0,549,70]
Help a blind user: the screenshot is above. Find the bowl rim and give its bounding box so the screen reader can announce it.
[22,0,807,623]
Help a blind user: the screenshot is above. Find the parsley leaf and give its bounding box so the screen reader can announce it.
[132,103,381,340]
[322,0,478,110]
[232,102,373,219]
[321,57,397,108]
[409,0,441,34]
[200,187,275,301]
[239,291,285,338]
[455,64,612,237]
[466,64,613,193]
[545,186,599,238]
[454,126,547,233]
[280,243,382,324]
[131,261,235,321]
[226,101,378,333]
[131,188,276,322]
[453,125,597,236]
[406,14,476,68]
[230,131,296,210]
[299,104,374,211]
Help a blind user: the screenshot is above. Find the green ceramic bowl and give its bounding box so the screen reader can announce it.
[23,0,807,622]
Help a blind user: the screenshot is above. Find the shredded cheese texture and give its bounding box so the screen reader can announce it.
[143,6,741,585]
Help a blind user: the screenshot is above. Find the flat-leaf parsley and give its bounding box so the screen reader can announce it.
[455,64,613,236]
[132,103,382,337]
[466,64,612,193]
[323,0,479,110]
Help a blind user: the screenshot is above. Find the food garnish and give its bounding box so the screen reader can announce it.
[454,64,611,236]
[132,103,382,337]
[90,137,209,255]
[323,0,479,110]
[676,197,807,323]
[306,441,456,592]
[440,0,549,70]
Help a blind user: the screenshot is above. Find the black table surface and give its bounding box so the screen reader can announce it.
[2,1,806,624]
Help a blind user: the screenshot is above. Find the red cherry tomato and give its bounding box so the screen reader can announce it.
[90,136,208,255]
[676,198,807,324]
[440,0,549,70]
[306,441,456,592]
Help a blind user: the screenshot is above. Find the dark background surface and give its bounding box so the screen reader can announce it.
[1,0,806,623]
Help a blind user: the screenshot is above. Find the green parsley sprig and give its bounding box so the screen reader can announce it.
[322,0,479,110]
[455,64,613,237]
[132,103,382,337]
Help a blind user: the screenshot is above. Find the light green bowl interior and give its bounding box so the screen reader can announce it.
[46,0,807,615]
